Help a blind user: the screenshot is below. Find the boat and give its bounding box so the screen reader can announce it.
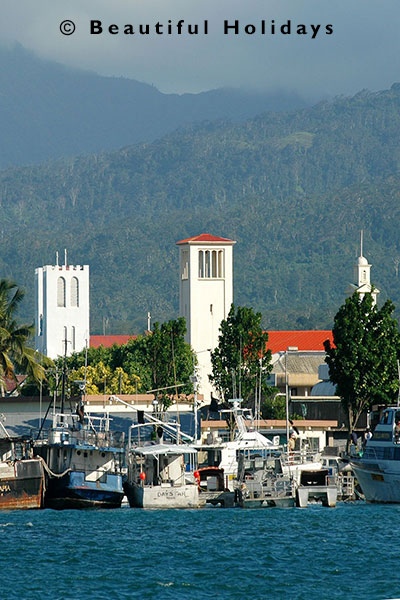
[0,431,44,510]
[198,399,323,492]
[34,411,125,509]
[124,443,204,508]
[350,406,400,503]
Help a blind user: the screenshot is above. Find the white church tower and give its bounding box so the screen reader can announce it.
[35,251,90,359]
[346,231,379,305]
[176,233,236,402]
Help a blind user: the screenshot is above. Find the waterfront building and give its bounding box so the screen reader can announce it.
[176,233,236,402]
[35,252,89,359]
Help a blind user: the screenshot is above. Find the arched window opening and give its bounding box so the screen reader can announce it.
[71,277,79,307]
[57,277,66,307]
[218,250,224,278]
[198,251,204,278]
[211,251,217,277]
[205,251,211,278]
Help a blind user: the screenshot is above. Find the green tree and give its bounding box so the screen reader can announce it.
[0,279,51,393]
[324,292,400,438]
[210,304,272,406]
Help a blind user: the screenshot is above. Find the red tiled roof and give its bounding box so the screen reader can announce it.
[176,233,235,245]
[89,335,137,349]
[266,331,334,354]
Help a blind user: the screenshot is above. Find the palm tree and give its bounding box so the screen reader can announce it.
[0,279,50,394]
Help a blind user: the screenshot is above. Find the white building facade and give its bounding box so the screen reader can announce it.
[177,234,236,402]
[35,255,90,359]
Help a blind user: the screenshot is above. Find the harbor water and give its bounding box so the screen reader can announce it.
[1,503,399,600]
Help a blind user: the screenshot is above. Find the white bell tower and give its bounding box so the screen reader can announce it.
[177,233,236,402]
[346,231,379,305]
[35,251,90,359]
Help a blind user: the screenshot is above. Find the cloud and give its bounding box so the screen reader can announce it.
[1,0,399,96]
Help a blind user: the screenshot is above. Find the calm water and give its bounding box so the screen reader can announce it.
[0,503,399,600]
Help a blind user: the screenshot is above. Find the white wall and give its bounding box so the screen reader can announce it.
[35,264,89,358]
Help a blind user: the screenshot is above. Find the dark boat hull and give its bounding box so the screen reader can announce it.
[44,471,124,509]
[0,459,44,510]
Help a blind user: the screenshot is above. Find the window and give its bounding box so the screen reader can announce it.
[57,277,66,307]
[211,251,217,277]
[205,251,210,277]
[72,326,76,351]
[218,250,224,278]
[198,251,204,278]
[71,277,79,307]
[181,250,189,280]
[198,248,225,279]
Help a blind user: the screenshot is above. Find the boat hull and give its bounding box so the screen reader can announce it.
[44,471,124,509]
[124,482,202,509]
[0,459,44,510]
[352,460,400,503]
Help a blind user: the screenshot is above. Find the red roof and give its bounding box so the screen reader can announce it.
[176,233,235,245]
[266,331,333,354]
[90,335,137,349]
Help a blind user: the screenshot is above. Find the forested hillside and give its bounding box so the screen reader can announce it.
[2,84,400,333]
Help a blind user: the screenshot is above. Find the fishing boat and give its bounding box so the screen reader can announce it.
[124,443,203,508]
[350,406,400,503]
[34,411,125,509]
[0,419,44,509]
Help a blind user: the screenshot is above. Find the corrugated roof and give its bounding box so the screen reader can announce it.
[272,352,327,374]
[90,335,137,349]
[176,233,235,245]
[266,331,333,353]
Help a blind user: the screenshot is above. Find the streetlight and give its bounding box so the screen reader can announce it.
[285,346,298,457]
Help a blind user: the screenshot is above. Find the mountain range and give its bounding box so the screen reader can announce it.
[2,49,400,334]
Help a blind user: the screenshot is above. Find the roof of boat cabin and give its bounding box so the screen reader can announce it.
[132,444,197,456]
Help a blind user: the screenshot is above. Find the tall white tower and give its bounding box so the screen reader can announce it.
[177,233,236,401]
[35,251,90,359]
[346,231,379,305]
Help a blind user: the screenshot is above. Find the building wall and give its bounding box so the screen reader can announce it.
[35,264,89,358]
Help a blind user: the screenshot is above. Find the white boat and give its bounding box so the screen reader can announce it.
[124,444,203,508]
[198,399,322,491]
[350,406,400,503]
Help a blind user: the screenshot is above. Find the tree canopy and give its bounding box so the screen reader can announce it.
[324,292,400,433]
[210,305,272,408]
[0,279,50,393]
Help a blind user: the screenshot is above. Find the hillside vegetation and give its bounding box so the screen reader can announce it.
[3,84,400,333]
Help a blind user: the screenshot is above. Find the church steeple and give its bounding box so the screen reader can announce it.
[347,230,379,305]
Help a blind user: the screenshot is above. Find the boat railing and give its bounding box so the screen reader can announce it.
[34,427,125,449]
[243,473,294,499]
[281,449,320,466]
[362,446,393,461]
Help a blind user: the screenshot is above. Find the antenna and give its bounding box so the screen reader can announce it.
[56,251,59,266]
[147,311,151,331]
[360,229,364,257]
[64,248,68,267]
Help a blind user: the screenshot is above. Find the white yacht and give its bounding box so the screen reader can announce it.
[351,406,400,503]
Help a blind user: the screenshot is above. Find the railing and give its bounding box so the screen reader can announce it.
[34,427,125,450]
[243,473,294,499]
[281,449,320,466]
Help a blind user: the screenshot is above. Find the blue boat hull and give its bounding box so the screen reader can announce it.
[44,471,124,509]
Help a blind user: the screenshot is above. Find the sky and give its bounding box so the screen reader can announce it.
[1,0,399,97]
